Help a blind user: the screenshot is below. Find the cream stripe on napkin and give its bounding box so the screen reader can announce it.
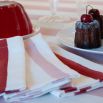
[6,36,26,91]
[25,34,79,90]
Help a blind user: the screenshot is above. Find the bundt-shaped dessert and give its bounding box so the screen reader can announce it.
[75,14,101,49]
[0,1,33,38]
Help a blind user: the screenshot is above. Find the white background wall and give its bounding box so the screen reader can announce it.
[13,0,103,20]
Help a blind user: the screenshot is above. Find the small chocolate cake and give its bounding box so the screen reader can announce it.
[75,20,101,49]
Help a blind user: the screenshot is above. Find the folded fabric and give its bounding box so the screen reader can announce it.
[51,75,103,98]
[0,36,26,96]
[51,46,103,97]
[5,34,80,102]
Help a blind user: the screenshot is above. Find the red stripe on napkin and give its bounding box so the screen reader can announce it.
[61,86,77,93]
[55,53,103,81]
[75,86,91,95]
[0,40,8,93]
[5,90,20,94]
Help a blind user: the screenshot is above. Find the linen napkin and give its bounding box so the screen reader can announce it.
[5,34,80,102]
[51,75,103,98]
[51,46,103,97]
[0,36,26,96]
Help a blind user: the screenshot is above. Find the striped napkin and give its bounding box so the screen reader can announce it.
[25,34,79,89]
[51,46,103,97]
[4,34,79,102]
[0,36,26,96]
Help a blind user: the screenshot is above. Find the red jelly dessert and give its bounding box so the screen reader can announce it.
[0,1,33,38]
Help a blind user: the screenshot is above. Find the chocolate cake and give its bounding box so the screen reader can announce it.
[75,20,101,49]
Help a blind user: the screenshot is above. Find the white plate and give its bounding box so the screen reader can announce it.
[23,26,40,40]
[57,26,103,54]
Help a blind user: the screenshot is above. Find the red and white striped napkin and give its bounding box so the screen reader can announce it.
[4,34,79,102]
[51,46,103,97]
[0,36,26,96]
